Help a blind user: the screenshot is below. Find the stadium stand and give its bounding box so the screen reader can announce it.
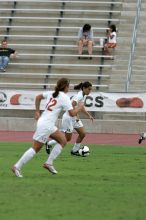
[102,0,146,125]
[126,1,146,92]
[2,0,146,133]
[0,0,122,90]
[109,1,144,92]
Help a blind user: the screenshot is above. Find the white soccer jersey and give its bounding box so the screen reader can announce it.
[65,90,86,117]
[41,91,73,124]
[71,90,85,104]
[33,91,73,143]
[61,91,86,133]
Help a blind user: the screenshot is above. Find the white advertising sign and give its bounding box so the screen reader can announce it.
[0,90,146,112]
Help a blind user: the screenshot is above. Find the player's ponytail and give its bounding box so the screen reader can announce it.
[74,83,83,90]
[53,78,70,98]
[74,81,92,91]
[53,87,60,98]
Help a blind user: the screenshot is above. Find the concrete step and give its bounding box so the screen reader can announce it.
[10,20,58,26]
[8,38,54,44]
[130,76,146,81]
[108,83,126,92]
[0,77,46,84]
[132,65,146,70]
[52,57,105,65]
[4,65,48,73]
[128,86,146,92]
[130,80,146,85]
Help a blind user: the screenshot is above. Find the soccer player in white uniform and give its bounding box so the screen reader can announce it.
[11,78,83,177]
[46,81,94,156]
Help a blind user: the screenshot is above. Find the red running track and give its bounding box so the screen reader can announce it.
[0,131,146,146]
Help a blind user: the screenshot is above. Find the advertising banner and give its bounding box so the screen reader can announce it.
[0,90,145,112]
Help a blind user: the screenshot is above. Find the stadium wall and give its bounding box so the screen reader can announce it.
[0,117,146,134]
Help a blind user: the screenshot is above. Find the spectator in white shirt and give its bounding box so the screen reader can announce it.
[104,24,117,58]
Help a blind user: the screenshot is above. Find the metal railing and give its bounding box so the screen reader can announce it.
[125,0,141,92]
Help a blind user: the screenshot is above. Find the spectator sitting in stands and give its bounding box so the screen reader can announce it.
[78,24,94,59]
[103,24,117,59]
[0,39,17,72]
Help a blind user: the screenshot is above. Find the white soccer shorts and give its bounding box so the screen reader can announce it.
[33,119,57,144]
[61,115,83,133]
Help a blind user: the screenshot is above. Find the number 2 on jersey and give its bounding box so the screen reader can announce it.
[46,98,57,111]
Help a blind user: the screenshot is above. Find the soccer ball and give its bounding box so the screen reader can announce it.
[79,146,90,157]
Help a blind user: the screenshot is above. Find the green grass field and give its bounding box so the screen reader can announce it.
[1,142,146,220]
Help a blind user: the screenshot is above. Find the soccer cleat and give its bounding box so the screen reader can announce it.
[45,142,52,155]
[70,150,80,156]
[11,166,23,178]
[43,163,58,174]
[138,133,145,144]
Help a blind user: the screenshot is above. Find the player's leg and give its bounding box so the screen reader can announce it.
[12,120,49,177]
[45,139,57,154]
[64,132,72,142]
[44,129,67,174]
[73,127,85,150]
[61,113,73,142]
[138,132,146,144]
[12,140,43,177]
[47,139,57,146]
[45,114,73,154]
[45,130,72,155]
[71,120,85,156]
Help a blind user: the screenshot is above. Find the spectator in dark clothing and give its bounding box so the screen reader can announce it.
[0,40,17,72]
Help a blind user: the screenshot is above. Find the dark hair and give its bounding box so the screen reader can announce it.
[109,24,116,32]
[53,78,70,98]
[1,39,7,44]
[83,24,91,32]
[74,81,92,90]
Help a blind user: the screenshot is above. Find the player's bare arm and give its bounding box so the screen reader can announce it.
[68,103,84,117]
[82,106,94,122]
[34,94,44,120]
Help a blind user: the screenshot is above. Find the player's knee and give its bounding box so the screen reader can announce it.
[80,132,86,139]
[66,135,71,142]
[61,138,67,147]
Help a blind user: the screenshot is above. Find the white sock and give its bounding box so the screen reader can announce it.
[48,139,57,146]
[46,143,62,165]
[15,148,36,170]
[72,143,81,152]
[143,133,146,138]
